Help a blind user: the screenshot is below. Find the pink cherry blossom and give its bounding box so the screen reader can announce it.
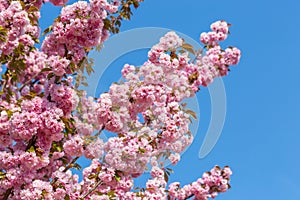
[0,0,240,197]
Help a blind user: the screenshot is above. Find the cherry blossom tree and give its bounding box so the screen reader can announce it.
[0,0,241,199]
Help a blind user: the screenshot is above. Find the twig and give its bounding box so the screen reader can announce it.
[63,156,79,173]
[80,180,102,199]
[51,156,80,185]
[167,194,195,200]
[25,135,37,151]
[19,68,48,92]
[3,188,12,200]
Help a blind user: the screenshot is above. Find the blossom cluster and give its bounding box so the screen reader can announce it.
[42,0,118,64]
[0,0,40,55]
[93,24,240,178]
[168,166,232,200]
[199,20,241,77]
[0,0,240,198]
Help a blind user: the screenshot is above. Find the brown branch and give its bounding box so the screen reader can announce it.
[3,188,12,200]
[63,156,80,173]
[25,135,37,151]
[51,156,79,185]
[80,180,102,199]
[19,70,43,92]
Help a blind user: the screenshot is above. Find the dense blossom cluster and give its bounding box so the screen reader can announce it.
[42,0,118,63]
[0,0,40,55]
[168,166,232,200]
[0,0,240,199]
[199,20,240,77]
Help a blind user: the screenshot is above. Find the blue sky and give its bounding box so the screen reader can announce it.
[40,0,300,199]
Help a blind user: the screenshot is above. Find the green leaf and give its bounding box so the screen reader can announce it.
[35,148,44,157]
[6,110,13,118]
[115,20,121,27]
[88,174,97,179]
[68,62,76,73]
[11,73,18,82]
[47,72,54,80]
[41,189,48,197]
[0,26,7,42]
[27,6,39,12]
[42,26,52,36]
[107,190,115,197]
[0,171,6,180]
[19,0,26,9]
[138,147,146,154]
[115,174,121,182]
[54,16,61,23]
[54,76,60,83]
[0,26,7,32]
[32,37,40,44]
[7,87,13,97]
[27,145,35,153]
[0,36,6,42]
[41,68,52,73]
[6,94,10,102]
[166,167,174,173]
[86,62,94,76]
[72,163,82,170]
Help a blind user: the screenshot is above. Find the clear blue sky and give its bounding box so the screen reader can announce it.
[40,0,300,199]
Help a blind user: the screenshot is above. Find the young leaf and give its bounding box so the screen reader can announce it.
[185,109,197,119]
[182,43,195,55]
[42,26,52,36]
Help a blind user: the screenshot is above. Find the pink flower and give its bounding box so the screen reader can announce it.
[63,135,84,157]
[46,0,68,6]
[84,138,104,159]
[159,31,183,50]
[169,153,180,165]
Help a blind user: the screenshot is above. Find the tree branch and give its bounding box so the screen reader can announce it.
[3,188,12,200]
[63,156,79,173]
[80,180,102,199]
